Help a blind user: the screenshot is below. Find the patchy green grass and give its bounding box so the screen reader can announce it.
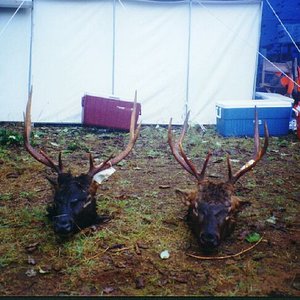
[0,123,299,296]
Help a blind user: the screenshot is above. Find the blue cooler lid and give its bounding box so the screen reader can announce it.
[216,100,291,109]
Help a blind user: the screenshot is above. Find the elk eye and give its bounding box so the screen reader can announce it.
[215,208,227,219]
[75,181,87,191]
[198,206,207,216]
[194,207,205,222]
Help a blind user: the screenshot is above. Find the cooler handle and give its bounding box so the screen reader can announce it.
[216,106,222,119]
[253,119,262,125]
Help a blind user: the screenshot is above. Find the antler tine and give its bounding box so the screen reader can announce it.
[178,143,201,180]
[87,91,141,178]
[87,153,114,177]
[24,87,63,173]
[178,111,204,179]
[168,111,203,180]
[227,154,233,181]
[178,142,212,181]
[198,151,212,181]
[228,108,269,184]
[178,110,190,146]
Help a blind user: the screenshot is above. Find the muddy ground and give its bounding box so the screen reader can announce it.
[0,122,299,296]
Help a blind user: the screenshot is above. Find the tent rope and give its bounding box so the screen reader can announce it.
[196,0,300,89]
[265,0,300,54]
[0,0,26,40]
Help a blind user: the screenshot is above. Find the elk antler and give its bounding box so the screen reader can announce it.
[168,111,212,182]
[227,108,269,184]
[87,91,141,178]
[24,88,63,173]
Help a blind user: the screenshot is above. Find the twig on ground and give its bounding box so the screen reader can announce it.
[186,236,264,260]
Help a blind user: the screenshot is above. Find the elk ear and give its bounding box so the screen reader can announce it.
[175,188,198,207]
[89,181,100,197]
[230,196,251,212]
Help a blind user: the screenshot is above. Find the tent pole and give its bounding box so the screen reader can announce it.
[112,0,116,95]
[28,0,34,94]
[185,0,192,119]
[252,0,263,98]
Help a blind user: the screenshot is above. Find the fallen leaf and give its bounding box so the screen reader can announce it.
[50,142,60,147]
[159,185,171,189]
[6,173,19,179]
[266,216,277,225]
[208,174,221,178]
[103,287,114,294]
[27,256,36,265]
[229,159,240,163]
[38,265,51,274]
[25,268,37,277]
[245,232,261,243]
[172,276,188,284]
[137,241,149,249]
[25,242,40,253]
[135,243,141,255]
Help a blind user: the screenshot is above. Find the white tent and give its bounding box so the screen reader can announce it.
[0,0,262,125]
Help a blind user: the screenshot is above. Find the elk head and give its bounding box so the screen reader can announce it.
[24,89,141,236]
[168,110,268,251]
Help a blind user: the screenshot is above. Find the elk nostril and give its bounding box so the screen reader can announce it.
[54,221,73,234]
[200,233,219,247]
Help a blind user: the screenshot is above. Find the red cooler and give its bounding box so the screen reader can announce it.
[82,94,141,131]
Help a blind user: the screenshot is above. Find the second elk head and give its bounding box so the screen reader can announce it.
[24,90,141,237]
[168,110,268,252]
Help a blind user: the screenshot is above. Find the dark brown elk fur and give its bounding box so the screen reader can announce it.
[24,88,141,237]
[168,110,268,251]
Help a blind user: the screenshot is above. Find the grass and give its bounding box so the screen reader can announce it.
[0,124,299,296]
[19,191,37,200]
[0,193,13,201]
[0,247,21,267]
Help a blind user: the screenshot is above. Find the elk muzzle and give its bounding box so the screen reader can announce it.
[53,214,73,235]
[188,201,231,251]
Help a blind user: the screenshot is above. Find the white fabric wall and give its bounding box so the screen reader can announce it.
[189,2,261,124]
[0,0,262,124]
[31,0,113,122]
[114,1,189,124]
[0,8,31,121]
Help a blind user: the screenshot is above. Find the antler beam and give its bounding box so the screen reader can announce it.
[87,91,141,178]
[168,111,211,182]
[227,108,269,184]
[24,88,63,174]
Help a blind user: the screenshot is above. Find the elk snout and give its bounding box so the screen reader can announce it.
[53,215,73,235]
[199,232,220,249]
